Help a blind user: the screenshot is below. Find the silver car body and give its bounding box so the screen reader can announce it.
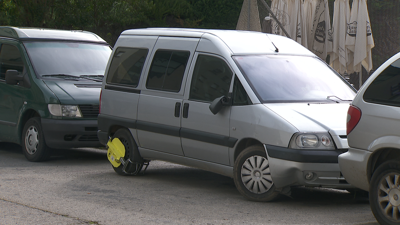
[99,28,355,190]
[339,52,400,191]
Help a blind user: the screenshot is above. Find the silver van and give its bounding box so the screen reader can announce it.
[98,28,356,201]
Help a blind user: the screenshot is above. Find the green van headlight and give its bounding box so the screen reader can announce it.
[48,104,82,118]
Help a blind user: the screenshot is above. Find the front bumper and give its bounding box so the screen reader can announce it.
[265,144,353,189]
[41,118,102,149]
[338,148,371,191]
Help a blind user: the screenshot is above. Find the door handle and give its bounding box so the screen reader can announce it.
[183,103,189,118]
[174,102,181,117]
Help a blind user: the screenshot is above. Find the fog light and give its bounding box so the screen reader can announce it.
[305,172,314,180]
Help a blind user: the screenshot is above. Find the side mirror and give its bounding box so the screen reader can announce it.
[5,70,23,85]
[209,96,231,115]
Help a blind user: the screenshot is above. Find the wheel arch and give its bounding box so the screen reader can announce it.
[233,138,264,162]
[368,148,400,181]
[108,125,126,137]
[18,109,40,144]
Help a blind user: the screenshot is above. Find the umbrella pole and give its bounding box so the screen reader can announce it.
[260,0,291,39]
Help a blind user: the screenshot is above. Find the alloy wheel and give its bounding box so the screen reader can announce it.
[376,172,400,222]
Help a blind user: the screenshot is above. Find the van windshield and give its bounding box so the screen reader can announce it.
[24,42,111,78]
[233,55,356,103]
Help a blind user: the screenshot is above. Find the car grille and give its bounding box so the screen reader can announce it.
[79,105,99,118]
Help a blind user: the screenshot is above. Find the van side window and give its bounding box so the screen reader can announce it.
[189,55,233,102]
[233,76,252,105]
[364,59,400,106]
[0,44,24,80]
[146,50,190,92]
[106,47,148,87]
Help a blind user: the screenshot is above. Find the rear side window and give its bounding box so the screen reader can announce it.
[106,47,148,87]
[189,54,233,102]
[146,50,190,92]
[0,44,24,80]
[364,59,400,106]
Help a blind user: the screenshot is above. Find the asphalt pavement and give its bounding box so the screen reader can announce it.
[0,142,379,225]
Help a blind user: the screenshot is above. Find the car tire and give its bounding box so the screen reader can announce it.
[21,117,51,162]
[369,160,400,225]
[111,128,144,176]
[233,145,280,202]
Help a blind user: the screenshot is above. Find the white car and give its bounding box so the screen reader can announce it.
[339,52,400,225]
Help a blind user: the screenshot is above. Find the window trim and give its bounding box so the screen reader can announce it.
[145,49,190,93]
[188,53,234,103]
[0,43,25,81]
[105,47,149,88]
[363,59,400,107]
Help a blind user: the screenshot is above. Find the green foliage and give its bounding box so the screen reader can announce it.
[0,0,243,45]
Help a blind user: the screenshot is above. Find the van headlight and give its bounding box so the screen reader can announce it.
[48,104,82,118]
[289,133,335,150]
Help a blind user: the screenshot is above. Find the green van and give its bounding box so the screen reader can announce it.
[0,27,112,161]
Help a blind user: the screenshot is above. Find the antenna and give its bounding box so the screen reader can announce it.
[266,33,279,53]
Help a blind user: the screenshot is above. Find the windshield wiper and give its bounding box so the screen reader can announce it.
[42,74,103,82]
[327,95,352,103]
[79,75,104,82]
[42,74,81,80]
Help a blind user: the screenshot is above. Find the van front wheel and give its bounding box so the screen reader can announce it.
[22,117,50,162]
[233,145,279,202]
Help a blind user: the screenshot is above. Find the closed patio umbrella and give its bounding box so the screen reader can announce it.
[330,0,351,74]
[303,0,318,49]
[310,0,332,61]
[288,0,307,47]
[346,0,374,74]
[270,0,290,37]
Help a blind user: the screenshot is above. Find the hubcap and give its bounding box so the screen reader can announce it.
[377,172,400,221]
[241,155,273,194]
[25,126,39,155]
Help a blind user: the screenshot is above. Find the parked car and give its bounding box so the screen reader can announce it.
[0,27,112,161]
[339,52,400,225]
[98,28,356,201]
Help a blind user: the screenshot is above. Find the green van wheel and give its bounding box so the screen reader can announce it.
[21,117,50,162]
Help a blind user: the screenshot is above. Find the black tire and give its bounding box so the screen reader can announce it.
[111,128,143,176]
[21,117,50,162]
[233,145,280,202]
[369,160,400,225]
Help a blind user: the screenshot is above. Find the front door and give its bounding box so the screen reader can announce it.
[181,53,234,165]
[0,43,27,142]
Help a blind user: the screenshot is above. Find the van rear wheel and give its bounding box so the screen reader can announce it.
[233,145,280,202]
[22,117,50,162]
[111,128,144,176]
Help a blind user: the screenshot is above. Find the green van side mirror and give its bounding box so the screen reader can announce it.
[5,70,23,85]
[5,69,31,88]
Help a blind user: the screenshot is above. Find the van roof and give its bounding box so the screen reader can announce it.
[0,27,107,43]
[121,28,314,56]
